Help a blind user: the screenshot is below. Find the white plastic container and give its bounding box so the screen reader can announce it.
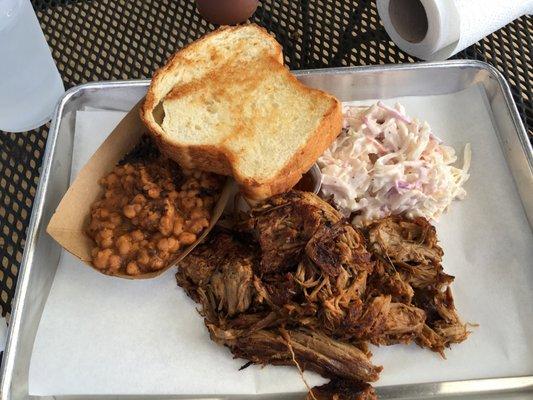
[0,0,64,132]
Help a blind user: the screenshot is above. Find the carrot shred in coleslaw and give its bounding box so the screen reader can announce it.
[318,102,471,225]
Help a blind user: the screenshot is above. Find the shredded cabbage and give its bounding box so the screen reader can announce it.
[318,102,471,225]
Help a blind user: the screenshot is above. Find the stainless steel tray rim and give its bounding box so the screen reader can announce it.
[295,59,501,76]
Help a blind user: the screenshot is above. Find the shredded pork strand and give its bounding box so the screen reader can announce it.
[318,102,471,225]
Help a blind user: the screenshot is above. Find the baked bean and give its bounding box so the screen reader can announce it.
[108,255,122,271]
[130,241,140,253]
[187,218,209,234]
[131,230,144,242]
[133,194,146,204]
[94,249,113,269]
[100,237,113,249]
[195,198,204,208]
[159,216,173,236]
[126,262,140,275]
[167,237,180,252]
[179,232,197,245]
[138,250,150,266]
[117,235,132,255]
[87,146,223,276]
[123,204,137,219]
[100,229,113,239]
[152,257,165,270]
[168,191,178,201]
[116,235,128,246]
[147,187,160,198]
[157,238,170,252]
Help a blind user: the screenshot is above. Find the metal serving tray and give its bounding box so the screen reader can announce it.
[1,60,532,400]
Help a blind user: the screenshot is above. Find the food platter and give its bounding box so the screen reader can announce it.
[1,60,532,399]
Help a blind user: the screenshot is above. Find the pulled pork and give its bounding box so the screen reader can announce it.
[367,216,469,355]
[237,191,341,274]
[176,191,469,396]
[307,379,377,400]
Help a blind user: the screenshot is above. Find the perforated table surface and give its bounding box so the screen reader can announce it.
[0,0,531,317]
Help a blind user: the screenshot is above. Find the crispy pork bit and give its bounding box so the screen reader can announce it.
[238,191,341,274]
[176,191,470,396]
[259,273,298,307]
[306,222,373,277]
[308,379,378,400]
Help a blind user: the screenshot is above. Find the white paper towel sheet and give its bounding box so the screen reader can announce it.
[29,85,533,395]
[377,0,533,60]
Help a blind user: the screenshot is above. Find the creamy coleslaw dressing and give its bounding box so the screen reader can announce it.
[318,103,471,225]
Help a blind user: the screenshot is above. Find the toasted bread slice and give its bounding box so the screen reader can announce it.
[141,24,342,199]
[142,24,283,138]
[157,56,342,199]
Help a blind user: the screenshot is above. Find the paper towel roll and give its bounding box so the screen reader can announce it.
[377,0,533,60]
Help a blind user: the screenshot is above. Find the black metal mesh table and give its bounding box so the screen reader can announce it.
[0,0,531,317]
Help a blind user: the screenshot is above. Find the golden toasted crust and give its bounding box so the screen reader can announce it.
[141,24,283,139]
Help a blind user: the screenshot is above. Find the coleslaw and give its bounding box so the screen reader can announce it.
[318,102,471,225]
